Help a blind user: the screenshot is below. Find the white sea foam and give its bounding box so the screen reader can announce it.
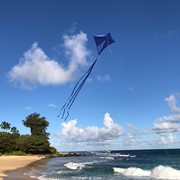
[95,152,131,158]
[113,167,151,177]
[130,155,136,158]
[99,156,115,160]
[151,165,180,179]
[114,165,180,179]
[64,162,85,170]
[38,177,57,180]
[37,174,58,180]
[64,160,103,171]
[115,154,130,157]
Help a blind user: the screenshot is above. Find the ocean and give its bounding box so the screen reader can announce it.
[24,149,180,180]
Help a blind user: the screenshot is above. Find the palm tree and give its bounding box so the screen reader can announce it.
[0,121,11,132]
[10,126,19,134]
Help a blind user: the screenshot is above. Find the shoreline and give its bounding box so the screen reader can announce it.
[0,155,45,180]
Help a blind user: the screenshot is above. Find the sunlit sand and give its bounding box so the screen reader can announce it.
[0,155,44,179]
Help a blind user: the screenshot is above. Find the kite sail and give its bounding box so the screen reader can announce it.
[59,33,115,121]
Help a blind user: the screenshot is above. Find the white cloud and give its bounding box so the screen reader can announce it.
[63,31,90,67]
[123,124,149,148]
[157,114,180,123]
[25,106,32,110]
[125,124,140,144]
[97,74,111,82]
[153,94,180,134]
[53,138,122,151]
[48,104,57,108]
[153,121,180,133]
[60,113,124,144]
[165,94,180,114]
[8,31,91,89]
[156,133,176,144]
[125,134,136,145]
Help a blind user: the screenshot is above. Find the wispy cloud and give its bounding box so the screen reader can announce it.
[156,133,176,144]
[25,106,32,110]
[97,74,111,82]
[153,94,180,133]
[119,93,180,149]
[48,103,57,108]
[153,30,179,41]
[150,93,180,147]
[8,31,91,89]
[165,94,180,114]
[153,121,180,133]
[157,114,180,123]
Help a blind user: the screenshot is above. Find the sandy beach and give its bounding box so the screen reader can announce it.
[0,155,44,180]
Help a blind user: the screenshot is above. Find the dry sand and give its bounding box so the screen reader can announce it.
[0,155,44,180]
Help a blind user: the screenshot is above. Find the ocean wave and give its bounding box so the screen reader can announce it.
[64,162,85,170]
[113,165,180,179]
[113,167,151,177]
[151,165,180,179]
[99,156,115,160]
[64,160,103,170]
[94,151,136,160]
[95,152,131,158]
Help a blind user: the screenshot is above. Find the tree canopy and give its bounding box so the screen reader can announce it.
[0,113,57,155]
[0,121,11,132]
[22,113,49,137]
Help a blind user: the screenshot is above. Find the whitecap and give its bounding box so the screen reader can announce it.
[151,165,180,179]
[99,156,115,160]
[114,165,180,179]
[130,155,136,158]
[64,159,105,171]
[113,167,151,177]
[64,162,85,170]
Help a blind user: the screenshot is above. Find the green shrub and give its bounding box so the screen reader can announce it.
[10,151,26,156]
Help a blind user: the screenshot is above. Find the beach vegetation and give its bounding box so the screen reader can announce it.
[0,121,11,132]
[0,132,17,153]
[0,113,57,155]
[10,126,19,134]
[22,113,49,138]
[18,135,51,154]
[50,146,58,154]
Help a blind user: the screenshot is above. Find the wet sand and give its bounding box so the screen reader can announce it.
[0,156,44,180]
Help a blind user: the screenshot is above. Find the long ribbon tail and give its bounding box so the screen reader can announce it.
[59,56,99,120]
[67,59,97,111]
[63,72,91,121]
[63,58,98,120]
[57,58,95,119]
[64,62,96,121]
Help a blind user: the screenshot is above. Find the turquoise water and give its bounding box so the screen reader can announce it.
[26,149,180,180]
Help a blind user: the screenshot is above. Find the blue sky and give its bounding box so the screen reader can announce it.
[1,0,180,151]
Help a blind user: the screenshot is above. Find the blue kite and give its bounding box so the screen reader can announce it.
[59,33,115,121]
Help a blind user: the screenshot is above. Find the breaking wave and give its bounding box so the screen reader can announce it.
[64,162,85,170]
[99,156,115,160]
[94,151,132,157]
[94,151,136,160]
[113,165,180,179]
[64,160,104,170]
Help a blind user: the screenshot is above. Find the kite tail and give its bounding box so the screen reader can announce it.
[58,56,99,121]
[57,62,94,119]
